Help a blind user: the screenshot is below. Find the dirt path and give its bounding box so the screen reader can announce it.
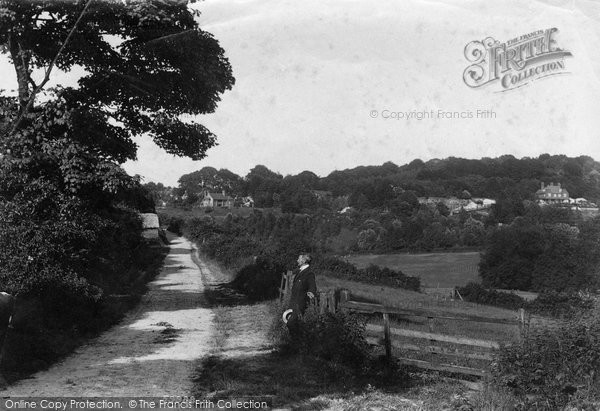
[1,236,217,396]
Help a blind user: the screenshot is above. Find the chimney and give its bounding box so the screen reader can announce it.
[541,182,544,189]
[558,182,561,188]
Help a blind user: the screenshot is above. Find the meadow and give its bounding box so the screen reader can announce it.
[346,251,481,288]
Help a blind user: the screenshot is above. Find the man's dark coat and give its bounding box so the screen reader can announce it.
[289,266,317,315]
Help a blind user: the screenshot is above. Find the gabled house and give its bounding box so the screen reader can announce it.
[536,182,569,204]
[201,192,234,208]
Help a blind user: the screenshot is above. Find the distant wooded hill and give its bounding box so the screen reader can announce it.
[147,154,600,210]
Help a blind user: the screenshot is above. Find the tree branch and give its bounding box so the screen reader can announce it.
[9,0,94,136]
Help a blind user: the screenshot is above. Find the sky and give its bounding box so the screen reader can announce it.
[2,0,600,186]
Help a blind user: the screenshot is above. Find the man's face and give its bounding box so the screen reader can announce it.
[297,255,306,267]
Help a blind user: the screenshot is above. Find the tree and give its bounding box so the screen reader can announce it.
[1,0,234,197]
[178,167,242,198]
[0,0,234,316]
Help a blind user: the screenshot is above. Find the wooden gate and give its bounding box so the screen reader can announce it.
[278,273,526,377]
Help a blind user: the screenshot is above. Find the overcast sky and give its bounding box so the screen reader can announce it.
[2,0,599,186]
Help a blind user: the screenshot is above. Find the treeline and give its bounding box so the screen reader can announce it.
[164,191,597,257]
[150,154,600,212]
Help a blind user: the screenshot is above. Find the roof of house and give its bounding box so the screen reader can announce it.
[206,193,233,201]
[139,213,159,229]
[536,183,569,195]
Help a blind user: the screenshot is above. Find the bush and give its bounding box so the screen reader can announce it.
[160,214,185,236]
[492,301,600,409]
[274,304,371,370]
[528,291,595,318]
[230,257,285,301]
[458,283,596,319]
[457,282,526,310]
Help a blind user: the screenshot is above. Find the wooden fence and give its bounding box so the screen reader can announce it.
[279,272,526,378]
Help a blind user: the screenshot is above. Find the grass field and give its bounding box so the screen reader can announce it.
[346,251,481,288]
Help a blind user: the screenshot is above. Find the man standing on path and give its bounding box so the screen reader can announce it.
[285,253,316,339]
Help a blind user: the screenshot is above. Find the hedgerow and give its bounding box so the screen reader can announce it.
[456,283,526,310]
[313,256,421,292]
[457,283,596,318]
[527,291,595,318]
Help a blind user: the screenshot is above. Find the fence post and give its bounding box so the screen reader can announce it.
[286,271,293,297]
[383,312,391,362]
[327,290,336,313]
[339,289,350,313]
[319,291,327,314]
[278,272,286,302]
[518,308,526,337]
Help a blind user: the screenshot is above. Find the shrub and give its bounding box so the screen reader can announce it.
[492,300,600,409]
[458,284,596,319]
[230,257,285,301]
[457,282,526,310]
[528,291,595,318]
[274,304,371,370]
[166,216,185,236]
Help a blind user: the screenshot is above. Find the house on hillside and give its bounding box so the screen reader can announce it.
[310,190,333,200]
[536,182,569,204]
[418,196,470,214]
[201,191,234,208]
[140,213,160,239]
[234,196,255,208]
[460,198,496,213]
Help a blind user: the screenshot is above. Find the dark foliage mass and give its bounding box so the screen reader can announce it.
[480,215,600,292]
[457,283,595,318]
[456,283,527,310]
[156,154,600,256]
[180,210,420,300]
[0,0,233,376]
[313,256,420,291]
[493,302,600,409]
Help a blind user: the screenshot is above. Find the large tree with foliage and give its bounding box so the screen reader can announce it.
[1,0,234,196]
[0,0,234,296]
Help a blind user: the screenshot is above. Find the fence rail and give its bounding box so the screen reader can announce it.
[279,272,526,378]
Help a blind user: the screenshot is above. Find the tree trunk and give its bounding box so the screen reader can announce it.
[8,33,31,112]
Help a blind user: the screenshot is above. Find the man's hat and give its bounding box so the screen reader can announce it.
[282,309,294,324]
